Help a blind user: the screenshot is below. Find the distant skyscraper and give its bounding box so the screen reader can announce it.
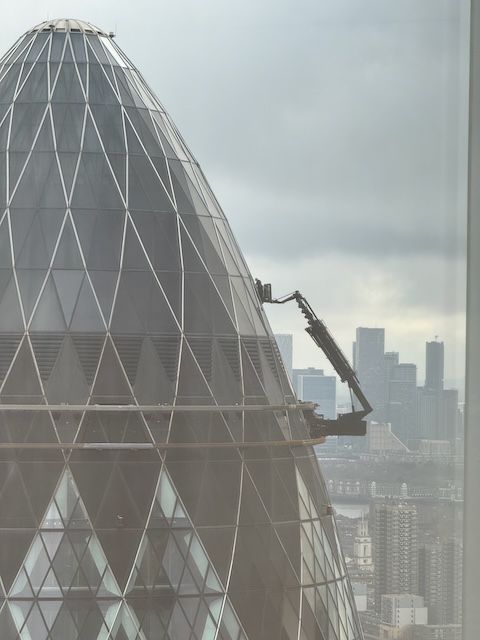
[373,502,418,611]
[387,363,417,444]
[418,540,463,625]
[425,340,444,392]
[274,333,293,380]
[418,340,458,442]
[441,389,460,441]
[417,387,440,440]
[293,367,336,419]
[354,328,385,421]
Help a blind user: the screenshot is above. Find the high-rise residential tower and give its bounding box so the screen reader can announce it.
[0,19,362,640]
[373,502,418,612]
[418,540,463,626]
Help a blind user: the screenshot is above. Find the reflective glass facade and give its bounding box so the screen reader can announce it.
[0,19,362,639]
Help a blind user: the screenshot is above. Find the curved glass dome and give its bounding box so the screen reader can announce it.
[0,20,363,640]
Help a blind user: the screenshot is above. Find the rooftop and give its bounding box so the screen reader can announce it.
[27,19,109,37]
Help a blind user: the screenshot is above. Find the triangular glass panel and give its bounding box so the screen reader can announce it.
[16,63,48,103]
[71,334,105,385]
[0,153,6,208]
[130,211,180,271]
[74,210,124,270]
[0,333,23,382]
[30,276,67,331]
[30,333,64,380]
[15,412,59,451]
[0,530,35,593]
[16,268,47,322]
[181,215,227,275]
[48,61,60,94]
[210,338,243,405]
[9,102,47,152]
[51,410,82,444]
[82,110,103,152]
[38,209,66,258]
[107,153,127,198]
[0,63,22,106]
[90,338,133,400]
[62,39,73,63]
[38,567,61,598]
[88,270,118,323]
[51,103,85,152]
[71,153,124,210]
[150,156,174,199]
[184,272,236,336]
[94,530,143,594]
[216,223,246,276]
[111,271,179,335]
[52,62,85,102]
[167,159,195,214]
[121,217,151,270]
[176,342,214,402]
[52,270,85,326]
[41,502,63,530]
[15,213,52,270]
[128,154,175,213]
[133,337,177,405]
[1,337,43,399]
[230,279,257,336]
[33,109,55,152]
[124,107,162,157]
[5,206,38,265]
[69,276,106,332]
[45,336,90,404]
[52,217,84,269]
[112,336,143,385]
[0,273,23,331]
[108,602,144,640]
[89,104,125,154]
[179,223,209,273]
[57,152,79,195]
[0,602,22,640]
[37,600,62,634]
[88,62,119,106]
[8,151,29,194]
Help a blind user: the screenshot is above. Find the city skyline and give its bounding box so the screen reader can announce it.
[276,329,462,405]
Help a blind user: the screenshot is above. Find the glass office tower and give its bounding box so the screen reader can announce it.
[0,19,362,639]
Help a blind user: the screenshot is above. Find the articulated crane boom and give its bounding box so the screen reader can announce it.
[255,280,372,439]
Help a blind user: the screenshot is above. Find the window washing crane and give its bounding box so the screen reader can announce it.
[255,280,372,439]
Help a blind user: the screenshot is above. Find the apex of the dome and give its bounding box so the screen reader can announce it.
[27,18,110,37]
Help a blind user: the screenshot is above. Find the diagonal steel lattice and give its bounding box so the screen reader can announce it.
[0,19,363,640]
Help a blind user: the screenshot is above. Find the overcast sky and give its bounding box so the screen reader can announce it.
[1,0,470,388]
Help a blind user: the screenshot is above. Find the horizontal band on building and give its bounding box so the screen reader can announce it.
[0,403,315,412]
[0,438,326,449]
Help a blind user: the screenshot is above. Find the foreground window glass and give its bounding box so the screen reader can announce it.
[261,4,468,640]
[0,5,469,639]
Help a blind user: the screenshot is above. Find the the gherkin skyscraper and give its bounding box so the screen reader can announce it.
[0,19,363,640]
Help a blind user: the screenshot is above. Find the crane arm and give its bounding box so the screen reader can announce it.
[255,280,372,438]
